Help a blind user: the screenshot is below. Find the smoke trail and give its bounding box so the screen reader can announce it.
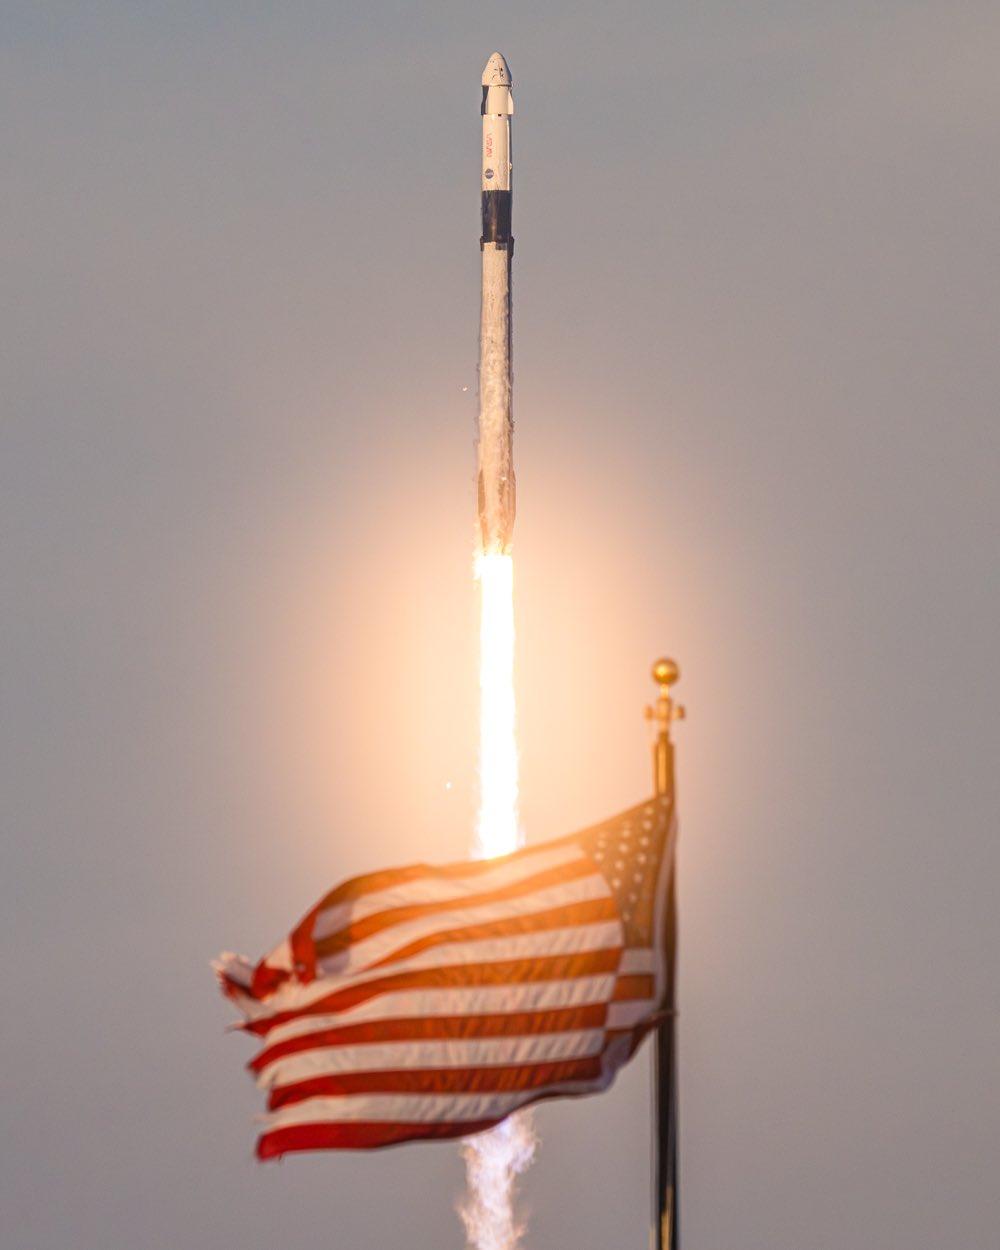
[458,552,536,1250]
[476,245,515,554]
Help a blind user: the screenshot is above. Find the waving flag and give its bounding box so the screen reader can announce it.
[216,795,676,1159]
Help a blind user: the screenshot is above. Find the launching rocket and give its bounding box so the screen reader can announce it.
[477,52,515,554]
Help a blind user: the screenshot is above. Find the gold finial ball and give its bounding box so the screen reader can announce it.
[652,657,680,688]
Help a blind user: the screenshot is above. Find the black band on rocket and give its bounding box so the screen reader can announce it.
[481,191,512,243]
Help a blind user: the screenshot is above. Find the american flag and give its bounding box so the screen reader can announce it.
[216,794,676,1159]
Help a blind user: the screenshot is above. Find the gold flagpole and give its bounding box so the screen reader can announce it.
[646,658,684,1250]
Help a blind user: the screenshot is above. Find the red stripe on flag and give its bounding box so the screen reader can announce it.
[250,1002,609,1074]
[256,1073,619,1159]
[363,896,619,971]
[306,837,575,917]
[248,947,622,1037]
[258,1119,499,1158]
[612,974,654,1000]
[268,1055,603,1109]
[313,858,599,959]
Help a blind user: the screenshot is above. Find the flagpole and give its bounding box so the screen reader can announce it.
[646,658,684,1250]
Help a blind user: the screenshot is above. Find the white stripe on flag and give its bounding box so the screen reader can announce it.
[312,843,586,941]
[261,1080,610,1128]
[227,911,622,1027]
[317,873,612,977]
[619,949,656,974]
[606,999,657,1030]
[258,1029,605,1088]
[261,971,617,1049]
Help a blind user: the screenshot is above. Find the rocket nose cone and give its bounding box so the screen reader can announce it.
[482,52,512,87]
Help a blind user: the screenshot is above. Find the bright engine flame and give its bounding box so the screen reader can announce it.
[474,552,519,858]
[459,550,536,1250]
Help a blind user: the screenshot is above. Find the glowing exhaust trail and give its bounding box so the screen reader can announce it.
[460,555,537,1250]
[460,52,536,1250]
[474,551,518,859]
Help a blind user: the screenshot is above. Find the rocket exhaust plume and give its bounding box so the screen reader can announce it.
[460,1112,538,1250]
[461,52,537,1250]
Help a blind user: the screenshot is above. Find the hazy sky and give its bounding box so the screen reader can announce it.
[3,4,999,1249]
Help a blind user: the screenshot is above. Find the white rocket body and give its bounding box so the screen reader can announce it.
[477,53,515,554]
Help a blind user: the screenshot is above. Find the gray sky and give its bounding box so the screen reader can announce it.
[3,3,999,1248]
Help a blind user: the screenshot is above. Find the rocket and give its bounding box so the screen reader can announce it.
[477,52,515,554]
